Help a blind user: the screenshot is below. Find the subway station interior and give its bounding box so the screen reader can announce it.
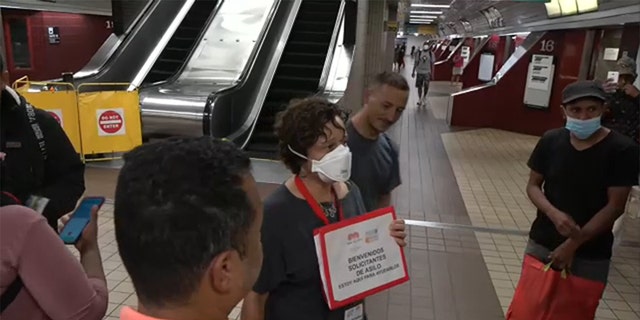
[1,0,639,319]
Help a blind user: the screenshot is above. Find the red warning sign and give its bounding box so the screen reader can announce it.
[97,109,125,136]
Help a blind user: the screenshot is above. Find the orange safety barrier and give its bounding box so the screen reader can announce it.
[12,76,82,154]
[77,83,142,161]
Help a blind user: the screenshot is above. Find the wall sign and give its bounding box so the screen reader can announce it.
[524,54,556,109]
[47,27,60,44]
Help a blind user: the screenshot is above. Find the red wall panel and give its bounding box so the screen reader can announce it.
[451,30,588,136]
[3,9,112,82]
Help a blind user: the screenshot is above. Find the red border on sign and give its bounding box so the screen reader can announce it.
[314,206,410,310]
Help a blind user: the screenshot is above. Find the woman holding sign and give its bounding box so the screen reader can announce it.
[241,97,407,320]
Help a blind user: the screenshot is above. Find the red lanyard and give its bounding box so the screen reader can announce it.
[294,176,344,225]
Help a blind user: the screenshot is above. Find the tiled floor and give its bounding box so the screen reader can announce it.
[441,127,640,319]
[76,70,639,319]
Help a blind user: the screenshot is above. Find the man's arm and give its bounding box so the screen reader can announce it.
[36,110,85,222]
[568,187,630,248]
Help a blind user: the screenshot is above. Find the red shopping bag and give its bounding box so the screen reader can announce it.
[506,255,606,320]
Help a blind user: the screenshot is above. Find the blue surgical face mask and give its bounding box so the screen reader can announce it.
[565,116,602,140]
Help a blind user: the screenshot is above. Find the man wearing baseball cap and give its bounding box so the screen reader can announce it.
[511,80,639,318]
[603,54,639,143]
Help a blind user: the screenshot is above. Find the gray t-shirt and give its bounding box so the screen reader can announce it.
[347,122,402,212]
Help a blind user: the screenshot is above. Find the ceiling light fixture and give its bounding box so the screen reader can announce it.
[409,10,443,14]
[410,15,438,19]
[411,4,451,8]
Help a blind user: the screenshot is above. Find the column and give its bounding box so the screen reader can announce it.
[341,0,397,113]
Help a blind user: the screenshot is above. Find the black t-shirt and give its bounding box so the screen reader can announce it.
[253,182,368,320]
[528,128,639,260]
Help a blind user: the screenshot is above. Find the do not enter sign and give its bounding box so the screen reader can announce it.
[96,109,126,136]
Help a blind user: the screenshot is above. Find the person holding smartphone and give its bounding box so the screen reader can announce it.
[0,203,107,319]
[602,54,640,144]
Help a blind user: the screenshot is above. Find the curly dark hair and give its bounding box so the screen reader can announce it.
[274,97,348,174]
[114,136,253,308]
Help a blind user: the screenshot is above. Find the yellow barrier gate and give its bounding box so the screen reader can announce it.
[77,83,142,161]
[12,77,82,154]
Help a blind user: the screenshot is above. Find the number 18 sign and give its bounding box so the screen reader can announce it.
[313,207,410,310]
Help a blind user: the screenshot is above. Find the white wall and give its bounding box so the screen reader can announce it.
[1,0,111,16]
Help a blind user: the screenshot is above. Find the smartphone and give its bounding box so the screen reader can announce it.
[607,71,620,84]
[60,196,105,244]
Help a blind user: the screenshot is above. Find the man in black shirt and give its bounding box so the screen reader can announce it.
[0,54,85,229]
[523,81,639,303]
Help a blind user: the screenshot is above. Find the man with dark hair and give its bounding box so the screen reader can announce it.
[603,54,639,143]
[511,81,639,317]
[114,137,263,320]
[347,71,408,212]
[0,53,85,229]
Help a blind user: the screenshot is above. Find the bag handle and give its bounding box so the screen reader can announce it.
[543,262,569,279]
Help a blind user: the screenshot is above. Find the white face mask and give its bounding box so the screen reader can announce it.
[288,144,352,183]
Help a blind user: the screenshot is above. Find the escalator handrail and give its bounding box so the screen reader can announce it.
[142,0,227,88]
[128,0,198,91]
[318,0,347,92]
[217,0,302,148]
[74,0,162,80]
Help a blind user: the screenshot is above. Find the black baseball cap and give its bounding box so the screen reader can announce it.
[561,81,607,104]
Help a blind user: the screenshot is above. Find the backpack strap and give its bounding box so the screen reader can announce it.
[23,102,48,161]
[0,277,23,313]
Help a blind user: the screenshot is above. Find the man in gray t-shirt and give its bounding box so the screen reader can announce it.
[347,72,408,212]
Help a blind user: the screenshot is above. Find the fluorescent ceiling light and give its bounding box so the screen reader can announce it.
[559,0,578,15]
[577,0,598,13]
[410,15,438,19]
[410,20,434,23]
[410,10,443,14]
[544,0,562,17]
[411,4,450,8]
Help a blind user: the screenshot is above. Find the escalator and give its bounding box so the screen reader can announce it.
[243,0,342,158]
[143,0,220,85]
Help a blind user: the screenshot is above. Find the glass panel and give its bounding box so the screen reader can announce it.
[9,19,31,69]
[177,0,277,85]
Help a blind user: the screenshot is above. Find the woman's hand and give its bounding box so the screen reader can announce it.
[58,205,100,253]
[389,219,407,247]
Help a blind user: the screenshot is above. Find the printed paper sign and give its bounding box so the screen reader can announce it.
[47,109,64,127]
[96,108,126,136]
[313,207,409,310]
